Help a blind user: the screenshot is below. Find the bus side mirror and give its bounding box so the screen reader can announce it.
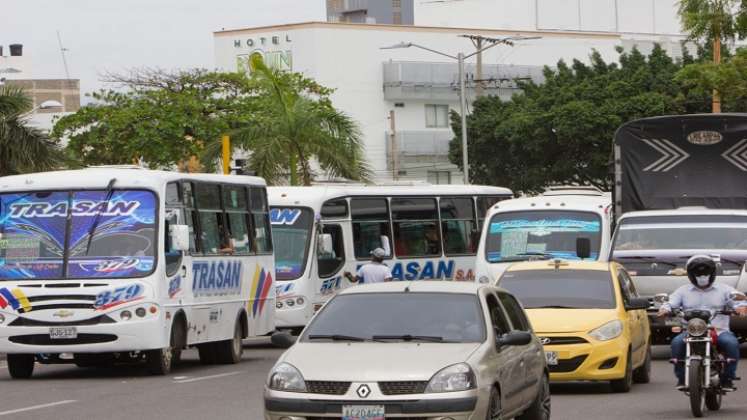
[576,237,591,260]
[170,225,190,252]
[317,233,334,255]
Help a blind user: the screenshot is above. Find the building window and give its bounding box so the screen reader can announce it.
[425,104,449,128]
[427,170,451,185]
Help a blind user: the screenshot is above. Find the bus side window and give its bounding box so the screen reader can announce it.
[391,197,441,258]
[250,187,272,253]
[351,198,392,259]
[318,224,345,278]
[440,197,477,255]
[182,182,200,254]
[164,208,183,277]
[477,196,506,229]
[223,186,251,255]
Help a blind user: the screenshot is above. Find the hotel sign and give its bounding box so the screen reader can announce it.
[234,33,293,73]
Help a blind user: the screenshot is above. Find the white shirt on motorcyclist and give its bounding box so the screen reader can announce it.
[662,283,746,335]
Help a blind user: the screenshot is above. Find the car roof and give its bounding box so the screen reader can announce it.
[504,260,613,272]
[619,208,747,218]
[338,281,501,295]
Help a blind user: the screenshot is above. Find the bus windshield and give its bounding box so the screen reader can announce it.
[270,207,313,281]
[0,189,157,280]
[485,210,601,262]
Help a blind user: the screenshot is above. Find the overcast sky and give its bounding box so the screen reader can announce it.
[0,0,325,96]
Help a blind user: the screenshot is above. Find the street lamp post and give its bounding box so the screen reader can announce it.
[381,41,513,185]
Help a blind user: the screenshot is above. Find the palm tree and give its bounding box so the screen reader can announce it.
[223,53,371,185]
[678,0,747,113]
[0,85,64,176]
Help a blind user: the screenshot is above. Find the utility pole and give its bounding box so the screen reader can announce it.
[56,30,71,80]
[389,110,398,181]
[457,53,469,184]
[474,37,484,98]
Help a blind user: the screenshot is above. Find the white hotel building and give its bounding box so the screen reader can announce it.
[214,0,688,184]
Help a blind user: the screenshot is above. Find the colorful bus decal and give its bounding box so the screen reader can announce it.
[192,260,243,297]
[276,283,294,298]
[0,287,31,312]
[250,265,273,318]
[270,208,303,225]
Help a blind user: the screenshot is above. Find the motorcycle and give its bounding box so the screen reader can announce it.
[655,292,746,418]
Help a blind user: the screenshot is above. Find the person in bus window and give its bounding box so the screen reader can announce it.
[344,248,392,284]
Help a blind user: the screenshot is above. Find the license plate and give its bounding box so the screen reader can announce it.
[49,327,77,340]
[545,351,559,366]
[665,319,680,326]
[342,405,385,420]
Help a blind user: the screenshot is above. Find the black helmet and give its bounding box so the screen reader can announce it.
[686,255,716,289]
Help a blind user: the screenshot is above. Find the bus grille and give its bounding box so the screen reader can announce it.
[8,315,115,327]
[9,334,117,346]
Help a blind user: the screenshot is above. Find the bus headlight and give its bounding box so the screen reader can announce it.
[296,297,305,306]
[120,310,132,321]
[135,307,147,318]
[276,301,284,309]
[687,318,708,337]
[286,299,295,307]
[0,313,5,325]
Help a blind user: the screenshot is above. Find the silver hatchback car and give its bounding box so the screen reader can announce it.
[264,281,550,420]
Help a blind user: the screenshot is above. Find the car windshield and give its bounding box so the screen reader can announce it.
[499,269,616,309]
[302,292,486,343]
[0,189,157,280]
[270,207,313,281]
[613,215,747,251]
[485,210,602,262]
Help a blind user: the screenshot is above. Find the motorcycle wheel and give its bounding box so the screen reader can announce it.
[689,359,705,418]
[705,388,722,411]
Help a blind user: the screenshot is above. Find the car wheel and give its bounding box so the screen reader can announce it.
[632,345,651,384]
[7,354,35,379]
[517,374,551,420]
[610,350,633,393]
[486,386,502,420]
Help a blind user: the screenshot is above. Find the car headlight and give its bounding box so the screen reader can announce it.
[588,320,623,341]
[268,362,306,392]
[425,363,476,393]
[687,318,708,337]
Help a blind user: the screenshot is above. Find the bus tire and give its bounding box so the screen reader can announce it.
[146,322,179,375]
[7,354,35,379]
[171,314,187,366]
[215,320,244,364]
[198,343,217,365]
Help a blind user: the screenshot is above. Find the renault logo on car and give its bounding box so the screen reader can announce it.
[356,384,371,398]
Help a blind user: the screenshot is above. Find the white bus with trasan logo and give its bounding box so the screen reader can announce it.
[0,168,275,378]
[268,184,512,332]
[474,186,613,284]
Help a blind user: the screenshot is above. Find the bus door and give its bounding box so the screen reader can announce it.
[316,223,348,302]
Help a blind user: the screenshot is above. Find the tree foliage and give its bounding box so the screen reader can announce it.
[678,0,747,43]
[0,85,64,176]
[676,47,747,109]
[209,53,370,185]
[450,46,711,194]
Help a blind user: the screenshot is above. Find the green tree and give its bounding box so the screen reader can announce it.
[216,54,371,185]
[678,0,747,112]
[0,85,64,176]
[53,70,260,170]
[450,46,709,194]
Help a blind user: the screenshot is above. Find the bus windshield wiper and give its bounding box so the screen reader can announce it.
[84,178,116,256]
[372,334,445,342]
[494,252,553,263]
[307,334,367,342]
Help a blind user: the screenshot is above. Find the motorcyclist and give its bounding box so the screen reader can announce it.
[657,255,747,391]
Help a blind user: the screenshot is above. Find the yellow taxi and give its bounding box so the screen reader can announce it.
[498,260,651,392]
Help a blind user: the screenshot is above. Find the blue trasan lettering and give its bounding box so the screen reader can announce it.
[192,261,243,296]
[361,260,456,281]
[9,200,141,219]
[270,208,302,225]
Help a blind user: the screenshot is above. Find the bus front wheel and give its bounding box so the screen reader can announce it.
[146,323,179,375]
[7,354,35,379]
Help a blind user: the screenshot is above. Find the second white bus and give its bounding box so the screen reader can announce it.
[268,185,512,331]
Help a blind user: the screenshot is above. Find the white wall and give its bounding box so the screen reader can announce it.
[415,0,683,35]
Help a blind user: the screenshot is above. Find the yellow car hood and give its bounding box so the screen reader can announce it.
[527,308,618,334]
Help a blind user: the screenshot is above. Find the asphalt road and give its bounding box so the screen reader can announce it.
[0,343,746,420]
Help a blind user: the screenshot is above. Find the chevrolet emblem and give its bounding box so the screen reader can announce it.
[668,268,687,276]
[53,310,75,318]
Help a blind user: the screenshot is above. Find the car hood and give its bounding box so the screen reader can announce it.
[526,309,617,333]
[281,342,482,381]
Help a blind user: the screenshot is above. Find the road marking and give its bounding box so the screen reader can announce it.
[0,400,77,417]
[173,371,242,384]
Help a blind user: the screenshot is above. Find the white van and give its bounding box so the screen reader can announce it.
[475,188,612,284]
[268,185,512,332]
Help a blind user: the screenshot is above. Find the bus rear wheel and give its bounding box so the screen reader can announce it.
[215,321,244,364]
[7,354,35,379]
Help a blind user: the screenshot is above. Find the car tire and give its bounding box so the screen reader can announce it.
[632,345,651,384]
[486,386,502,420]
[7,354,35,379]
[517,374,551,420]
[610,350,633,393]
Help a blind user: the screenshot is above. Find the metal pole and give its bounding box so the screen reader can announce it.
[222,135,231,175]
[458,52,469,184]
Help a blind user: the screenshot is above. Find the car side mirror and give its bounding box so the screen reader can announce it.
[169,225,190,252]
[270,331,296,349]
[626,297,650,311]
[576,237,591,260]
[497,331,532,347]
[317,233,334,255]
